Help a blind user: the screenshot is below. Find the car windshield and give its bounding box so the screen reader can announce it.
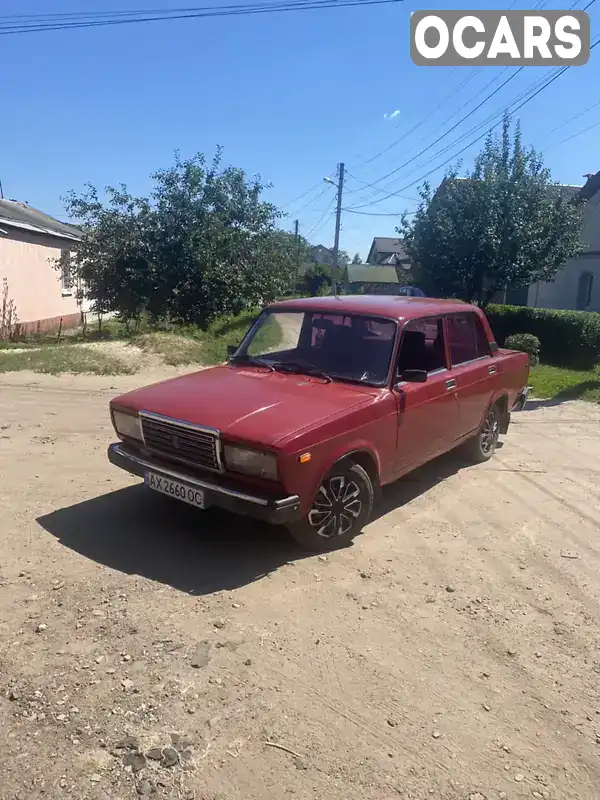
[233,310,397,386]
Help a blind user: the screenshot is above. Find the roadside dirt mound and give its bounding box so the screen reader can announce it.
[75,340,150,371]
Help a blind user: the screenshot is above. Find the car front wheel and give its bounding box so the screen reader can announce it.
[286,461,374,551]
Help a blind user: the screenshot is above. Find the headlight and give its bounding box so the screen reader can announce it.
[223,444,278,480]
[112,410,143,442]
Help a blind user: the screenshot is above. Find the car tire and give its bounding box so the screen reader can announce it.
[461,403,501,464]
[286,461,374,552]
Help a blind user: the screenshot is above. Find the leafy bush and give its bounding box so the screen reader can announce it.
[63,151,299,330]
[305,264,331,296]
[504,333,541,365]
[486,304,600,369]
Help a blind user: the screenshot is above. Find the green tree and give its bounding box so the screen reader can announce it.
[305,264,332,296]
[63,184,155,326]
[399,116,585,305]
[63,151,297,328]
[351,252,362,264]
[337,249,351,266]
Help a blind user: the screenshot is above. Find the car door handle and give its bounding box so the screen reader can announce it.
[489,365,497,375]
[445,379,456,391]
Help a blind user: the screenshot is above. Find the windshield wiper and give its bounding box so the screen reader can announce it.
[230,354,275,372]
[272,361,332,383]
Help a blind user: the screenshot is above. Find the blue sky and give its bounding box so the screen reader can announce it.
[1,0,598,259]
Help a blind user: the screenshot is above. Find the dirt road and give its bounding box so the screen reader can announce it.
[1,369,600,800]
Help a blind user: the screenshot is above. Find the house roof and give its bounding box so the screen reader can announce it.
[345,265,399,283]
[366,237,410,264]
[581,169,600,201]
[0,199,81,241]
[271,294,470,321]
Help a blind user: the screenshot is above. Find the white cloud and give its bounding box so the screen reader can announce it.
[383,109,400,120]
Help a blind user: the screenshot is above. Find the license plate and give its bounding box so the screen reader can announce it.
[145,472,206,509]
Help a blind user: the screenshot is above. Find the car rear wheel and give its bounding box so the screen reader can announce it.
[462,403,501,463]
[287,461,374,551]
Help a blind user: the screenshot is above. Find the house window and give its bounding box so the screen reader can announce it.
[576,271,594,310]
[60,250,73,295]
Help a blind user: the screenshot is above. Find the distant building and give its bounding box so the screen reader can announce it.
[366,237,412,269]
[0,199,88,333]
[434,171,600,311]
[310,244,334,265]
[527,170,600,311]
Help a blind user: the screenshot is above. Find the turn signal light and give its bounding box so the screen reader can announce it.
[299,453,311,464]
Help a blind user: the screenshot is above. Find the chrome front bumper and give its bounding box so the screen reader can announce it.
[512,386,530,412]
[107,442,301,524]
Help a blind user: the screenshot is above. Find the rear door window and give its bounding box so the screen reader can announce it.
[473,316,491,358]
[446,313,490,366]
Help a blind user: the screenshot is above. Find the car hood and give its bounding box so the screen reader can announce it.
[113,365,376,447]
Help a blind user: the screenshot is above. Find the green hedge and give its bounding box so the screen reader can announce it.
[485,304,600,369]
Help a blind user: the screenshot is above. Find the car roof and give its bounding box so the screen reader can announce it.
[270,294,474,321]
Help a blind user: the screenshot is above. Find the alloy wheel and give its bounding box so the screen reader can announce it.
[480,409,500,455]
[307,475,363,539]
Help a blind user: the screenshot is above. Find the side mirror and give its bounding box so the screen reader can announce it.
[400,369,428,383]
[227,344,237,358]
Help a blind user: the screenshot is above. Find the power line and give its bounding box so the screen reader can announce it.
[349,37,600,208]
[346,66,486,170]
[343,207,415,216]
[347,68,525,205]
[291,0,593,219]
[0,0,404,35]
[543,98,600,139]
[348,0,596,206]
[556,118,600,146]
[289,186,330,214]
[347,38,600,209]
[279,182,325,210]
[357,66,558,201]
[344,170,417,201]
[0,5,231,20]
[345,68,511,204]
[349,68,480,171]
[305,197,335,239]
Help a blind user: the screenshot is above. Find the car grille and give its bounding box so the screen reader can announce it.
[140,414,220,472]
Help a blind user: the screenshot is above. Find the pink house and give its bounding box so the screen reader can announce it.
[0,199,85,333]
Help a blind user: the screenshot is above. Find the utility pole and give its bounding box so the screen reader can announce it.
[293,219,300,295]
[331,162,344,296]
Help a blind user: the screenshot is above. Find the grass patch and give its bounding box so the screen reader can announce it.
[201,311,282,364]
[130,311,270,366]
[529,364,600,404]
[0,346,137,376]
[136,333,205,366]
[0,309,283,373]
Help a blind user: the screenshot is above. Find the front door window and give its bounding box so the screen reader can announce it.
[397,316,447,377]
